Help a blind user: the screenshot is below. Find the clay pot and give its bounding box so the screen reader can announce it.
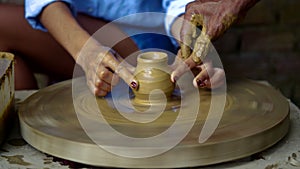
[133,52,175,105]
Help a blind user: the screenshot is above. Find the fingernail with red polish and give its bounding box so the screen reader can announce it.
[197,79,205,87]
[130,80,138,90]
[173,76,179,83]
[197,79,202,85]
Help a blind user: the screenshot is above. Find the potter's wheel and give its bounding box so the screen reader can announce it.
[18,77,289,168]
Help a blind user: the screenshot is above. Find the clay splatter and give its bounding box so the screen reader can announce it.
[2,155,31,166]
[265,163,278,169]
[288,152,300,167]
[43,156,53,165]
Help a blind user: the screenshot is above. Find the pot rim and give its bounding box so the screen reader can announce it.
[137,51,167,63]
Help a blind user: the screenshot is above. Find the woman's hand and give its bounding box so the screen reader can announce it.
[40,1,138,96]
[171,49,225,89]
[78,39,137,96]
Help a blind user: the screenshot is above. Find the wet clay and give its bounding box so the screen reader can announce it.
[180,13,237,64]
[133,52,175,106]
[2,155,31,166]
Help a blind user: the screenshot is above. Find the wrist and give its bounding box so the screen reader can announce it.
[75,37,104,69]
[230,0,260,19]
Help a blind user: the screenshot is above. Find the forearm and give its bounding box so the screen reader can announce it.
[40,1,92,60]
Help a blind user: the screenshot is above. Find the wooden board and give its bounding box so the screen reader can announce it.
[18,77,289,168]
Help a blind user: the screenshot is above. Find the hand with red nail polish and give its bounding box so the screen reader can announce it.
[77,38,138,97]
[38,2,139,97]
[170,0,259,89]
[171,50,225,89]
[130,80,139,90]
[192,59,225,89]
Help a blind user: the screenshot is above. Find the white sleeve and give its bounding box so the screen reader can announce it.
[163,0,194,46]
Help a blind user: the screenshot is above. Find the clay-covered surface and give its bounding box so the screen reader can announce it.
[0,52,14,144]
[18,77,289,168]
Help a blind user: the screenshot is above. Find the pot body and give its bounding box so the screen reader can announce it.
[133,52,174,104]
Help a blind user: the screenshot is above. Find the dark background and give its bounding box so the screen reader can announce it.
[214,0,300,106]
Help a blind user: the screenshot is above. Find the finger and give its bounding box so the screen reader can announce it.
[111,74,120,87]
[95,78,112,92]
[170,56,197,83]
[86,79,107,97]
[170,50,183,70]
[193,69,208,88]
[114,52,136,73]
[86,70,111,96]
[96,66,114,85]
[180,19,194,59]
[115,64,138,90]
[204,68,225,89]
[97,65,120,87]
[192,62,213,88]
[185,55,199,69]
[191,31,211,64]
[95,88,108,97]
[101,52,139,90]
[181,4,200,59]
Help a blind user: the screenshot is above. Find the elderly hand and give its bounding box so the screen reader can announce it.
[171,0,258,88]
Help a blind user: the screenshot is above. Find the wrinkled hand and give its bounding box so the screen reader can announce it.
[181,1,240,61]
[171,0,257,88]
[181,0,257,59]
[78,39,137,96]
